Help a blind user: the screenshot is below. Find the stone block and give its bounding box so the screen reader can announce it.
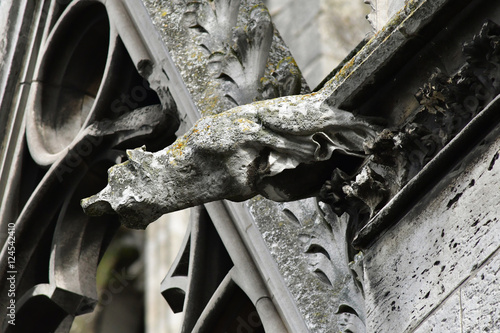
[461,251,500,332]
[412,292,461,333]
[363,131,500,332]
[413,249,500,332]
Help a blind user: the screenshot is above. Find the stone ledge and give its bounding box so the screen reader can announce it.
[354,93,500,249]
[362,118,500,332]
[319,0,473,110]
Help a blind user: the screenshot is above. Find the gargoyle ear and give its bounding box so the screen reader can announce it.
[256,149,366,202]
[312,132,337,161]
[312,132,366,164]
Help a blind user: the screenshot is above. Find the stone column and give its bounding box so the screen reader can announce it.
[365,0,407,31]
[266,0,372,88]
[145,210,190,333]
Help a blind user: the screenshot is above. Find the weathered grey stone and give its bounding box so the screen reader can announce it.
[79,3,500,332]
[413,248,500,332]
[362,126,500,332]
[412,293,462,333]
[365,0,407,31]
[142,0,307,125]
[0,0,14,89]
[246,197,365,333]
[109,1,361,331]
[82,91,378,229]
[266,0,371,87]
[461,251,500,332]
[145,210,189,333]
[2,0,500,332]
[325,0,454,110]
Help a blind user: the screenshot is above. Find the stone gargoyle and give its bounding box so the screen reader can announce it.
[81,88,380,229]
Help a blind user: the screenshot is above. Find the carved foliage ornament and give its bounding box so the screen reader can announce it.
[293,18,500,333]
[4,0,499,332]
[323,20,500,218]
[153,0,305,124]
[79,18,500,333]
[84,6,500,232]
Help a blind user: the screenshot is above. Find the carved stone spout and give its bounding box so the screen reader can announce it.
[81,89,379,229]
